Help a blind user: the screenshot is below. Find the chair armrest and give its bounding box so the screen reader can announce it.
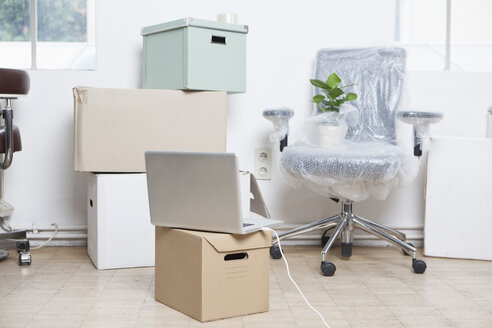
[397,111,443,157]
[0,125,21,153]
[263,108,294,152]
[397,111,443,125]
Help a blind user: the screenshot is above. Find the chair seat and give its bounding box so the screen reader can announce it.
[0,68,30,96]
[280,142,415,201]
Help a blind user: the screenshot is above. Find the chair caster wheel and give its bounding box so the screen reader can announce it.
[412,258,426,274]
[18,252,31,266]
[270,245,282,259]
[402,242,414,256]
[320,261,336,276]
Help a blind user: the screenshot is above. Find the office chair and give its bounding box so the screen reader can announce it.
[263,48,442,276]
[0,68,31,265]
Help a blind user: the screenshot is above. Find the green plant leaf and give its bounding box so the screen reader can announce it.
[317,103,327,112]
[310,79,331,90]
[313,95,325,103]
[346,93,357,101]
[328,88,344,99]
[326,73,341,89]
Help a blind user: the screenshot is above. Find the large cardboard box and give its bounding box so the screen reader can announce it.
[155,227,271,322]
[87,173,154,269]
[73,87,227,172]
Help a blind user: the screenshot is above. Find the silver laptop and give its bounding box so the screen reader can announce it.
[145,151,282,234]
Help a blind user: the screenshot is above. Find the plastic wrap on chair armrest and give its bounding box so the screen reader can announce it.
[263,108,295,120]
[397,111,443,125]
[398,111,443,157]
[263,108,294,148]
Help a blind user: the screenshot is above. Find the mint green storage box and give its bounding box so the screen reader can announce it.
[142,17,248,93]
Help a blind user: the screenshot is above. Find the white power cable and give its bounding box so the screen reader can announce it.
[0,219,58,249]
[30,223,58,250]
[0,217,13,232]
[262,227,330,328]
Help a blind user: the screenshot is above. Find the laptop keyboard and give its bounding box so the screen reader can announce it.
[243,223,254,227]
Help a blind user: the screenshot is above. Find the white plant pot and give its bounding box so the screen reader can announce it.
[317,124,347,147]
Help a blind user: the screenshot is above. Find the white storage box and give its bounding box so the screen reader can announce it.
[141,17,248,93]
[87,173,154,269]
[424,137,492,260]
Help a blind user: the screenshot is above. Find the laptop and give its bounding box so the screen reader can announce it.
[145,151,282,234]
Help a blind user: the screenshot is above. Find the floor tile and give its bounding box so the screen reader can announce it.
[1,246,492,328]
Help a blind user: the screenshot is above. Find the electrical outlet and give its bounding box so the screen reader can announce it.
[255,148,272,180]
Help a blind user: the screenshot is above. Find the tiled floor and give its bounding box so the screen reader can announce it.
[1,246,492,328]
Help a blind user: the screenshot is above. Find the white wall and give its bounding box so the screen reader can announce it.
[5,0,492,245]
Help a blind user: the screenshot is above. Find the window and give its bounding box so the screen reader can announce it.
[396,0,492,71]
[0,0,95,70]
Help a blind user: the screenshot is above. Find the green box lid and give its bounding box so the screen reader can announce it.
[141,17,249,36]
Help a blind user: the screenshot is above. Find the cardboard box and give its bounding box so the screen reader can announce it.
[87,173,154,269]
[73,87,227,172]
[155,227,271,322]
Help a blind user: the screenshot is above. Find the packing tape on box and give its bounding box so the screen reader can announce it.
[217,13,238,24]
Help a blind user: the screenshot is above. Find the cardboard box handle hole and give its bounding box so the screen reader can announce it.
[224,252,248,261]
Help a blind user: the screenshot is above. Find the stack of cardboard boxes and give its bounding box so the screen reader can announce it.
[74,17,271,322]
[73,87,227,269]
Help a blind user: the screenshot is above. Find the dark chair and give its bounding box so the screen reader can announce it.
[0,68,31,265]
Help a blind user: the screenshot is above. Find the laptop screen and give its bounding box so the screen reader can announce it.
[145,151,245,234]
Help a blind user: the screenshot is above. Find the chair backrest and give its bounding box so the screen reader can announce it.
[314,48,406,144]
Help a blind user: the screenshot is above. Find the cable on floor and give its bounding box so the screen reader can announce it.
[262,227,330,328]
[30,223,59,250]
[0,217,13,232]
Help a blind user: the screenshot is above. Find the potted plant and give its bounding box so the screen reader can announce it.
[310,73,358,147]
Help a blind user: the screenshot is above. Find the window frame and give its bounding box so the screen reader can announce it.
[395,0,491,72]
[0,0,96,70]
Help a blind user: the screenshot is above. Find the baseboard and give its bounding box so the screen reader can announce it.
[7,224,423,248]
[10,225,87,247]
[273,224,424,247]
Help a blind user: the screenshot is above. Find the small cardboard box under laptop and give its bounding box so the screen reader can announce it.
[146,151,282,322]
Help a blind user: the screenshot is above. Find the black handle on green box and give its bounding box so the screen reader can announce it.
[211,35,226,45]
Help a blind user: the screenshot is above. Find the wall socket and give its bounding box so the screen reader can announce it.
[255,148,272,180]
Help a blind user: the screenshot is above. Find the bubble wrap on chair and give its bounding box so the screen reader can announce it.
[280,48,418,201]
[315,48,406,144]
[281,142,417,201]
